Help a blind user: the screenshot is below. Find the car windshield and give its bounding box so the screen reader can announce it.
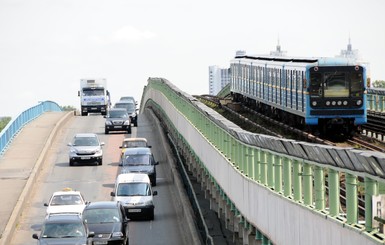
[73,137,99,146]
[83,208,121,224]
[117,183,151,196]
[109,110,128,118]
[50,195,83,206]
[122,141,147,148]
[120,97,134,101]
[115,103,135,112]
[123,154,150,166]
[42,222,85,238]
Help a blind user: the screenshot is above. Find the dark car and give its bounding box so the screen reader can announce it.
[104,108,131,134]
[121,147,159,186]
[114,101,138,127]
[32,214,93,245]
[82,201,129,245]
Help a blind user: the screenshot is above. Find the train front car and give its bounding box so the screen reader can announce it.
[306,58,367,136]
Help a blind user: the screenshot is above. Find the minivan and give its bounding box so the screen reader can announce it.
[120,147,159,186]
[111,173,158,220]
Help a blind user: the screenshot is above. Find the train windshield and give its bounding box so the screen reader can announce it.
[309,68,363,98]
[323,72,349,97]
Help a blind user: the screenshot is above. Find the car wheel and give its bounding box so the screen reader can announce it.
[98,159,103,165]
[81,112,87,116]
[149,210,154,220]
[105,129,109,134]
[69,159,74,166]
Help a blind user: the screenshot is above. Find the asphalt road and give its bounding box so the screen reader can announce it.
[9,112,193,245]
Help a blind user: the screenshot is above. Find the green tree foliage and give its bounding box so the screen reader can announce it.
[0,117,11,132]
[372,80,385,88]
[60,105,77,111]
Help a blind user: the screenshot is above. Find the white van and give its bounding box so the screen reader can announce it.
[111,173,157,220]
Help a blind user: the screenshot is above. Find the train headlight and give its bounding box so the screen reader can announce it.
[312,101,317,106]
[356,100,362,106]
[332,101,336,106]
[343,101,348,106]
[326,101,331,106]
[337,101,342,106]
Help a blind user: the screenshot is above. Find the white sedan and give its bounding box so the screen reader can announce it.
[44,188,87,216]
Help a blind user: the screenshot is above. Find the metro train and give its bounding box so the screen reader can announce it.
[230,54,368,136]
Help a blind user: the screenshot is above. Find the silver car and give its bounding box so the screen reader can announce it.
[67,133,104,166]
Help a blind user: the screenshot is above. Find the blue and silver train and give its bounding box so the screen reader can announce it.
[230,54,367,135]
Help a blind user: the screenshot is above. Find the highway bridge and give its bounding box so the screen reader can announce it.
[1,78,385,245]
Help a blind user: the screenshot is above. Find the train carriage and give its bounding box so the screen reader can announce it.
[230,55,367,135]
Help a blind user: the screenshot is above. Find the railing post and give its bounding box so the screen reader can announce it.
[274,155,282,193]
[283,157,292,198]
[314,166,325,210]
[293,159,302,202]
[260,150,267,186]
[328,169,340,217]
[267,152,274,189]
[365,177,378,231]
[303,163,313,206]
[346,173,358,224]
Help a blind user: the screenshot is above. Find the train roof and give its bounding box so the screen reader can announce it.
[232,55,359,67]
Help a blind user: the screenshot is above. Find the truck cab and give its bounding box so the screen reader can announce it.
[79,78,110,116]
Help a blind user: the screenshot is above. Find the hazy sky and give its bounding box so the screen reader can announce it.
[1,0,384,118]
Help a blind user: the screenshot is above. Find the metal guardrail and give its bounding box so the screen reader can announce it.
[166,132,214,245]
[0,101,62,156]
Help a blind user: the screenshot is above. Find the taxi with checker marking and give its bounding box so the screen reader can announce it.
[44,188,88,216]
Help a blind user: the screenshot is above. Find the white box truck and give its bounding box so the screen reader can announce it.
[78,78,110,116]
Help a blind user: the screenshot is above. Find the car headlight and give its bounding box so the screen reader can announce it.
[112,231,124,237]
[96,148,102,154]
[70,148,78,153]
[144,200,153,206]
[124,120,130,125]
[105,121,112,125]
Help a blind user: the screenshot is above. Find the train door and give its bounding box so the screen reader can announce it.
[282,66,286,107]
[288,70,292,108]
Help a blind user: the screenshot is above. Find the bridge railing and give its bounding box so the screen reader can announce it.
[367,88,385,112]
[0,101,62,156]
[142,77,385,245]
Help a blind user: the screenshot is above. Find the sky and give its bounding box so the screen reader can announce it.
[1,0,385,118]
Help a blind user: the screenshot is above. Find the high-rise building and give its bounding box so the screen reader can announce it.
[209,66,231,95]
[336,38,371,85]
[270,39,287,56]
[336,37,362,60]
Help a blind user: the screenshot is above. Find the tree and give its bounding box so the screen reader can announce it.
[60,105,77,111]
[372,80,385,88]
[0,117,11,132]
